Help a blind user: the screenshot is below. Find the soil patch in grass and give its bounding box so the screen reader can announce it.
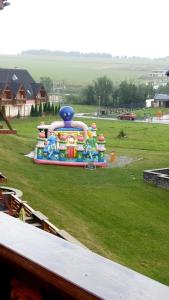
[106,155,142,168]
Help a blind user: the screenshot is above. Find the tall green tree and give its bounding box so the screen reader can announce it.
[40,77,53,93]
[118,81,130,104]
[30,105,35,117]
[58,103,61,113]
[93,76,113,109]
[146,83,154,98]
[118,81,149,107]
[81,84,96,105]
[51,103,55,115]
[43,102,47,114]
[47,102,51,114]
[34,104,38,116]
[54,105,58,115]
[39,103,42,116]
[157,82,169,94]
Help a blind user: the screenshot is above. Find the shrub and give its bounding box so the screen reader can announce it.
[117,129,127,139]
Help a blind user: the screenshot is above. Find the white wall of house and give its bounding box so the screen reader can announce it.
[49,95,59,102]
[153,101,160,108]
[5,103,33,117]
[146,99,154,108]
[5,105,18,117]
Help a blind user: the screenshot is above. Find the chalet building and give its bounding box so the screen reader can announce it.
[0,68,48,117]
[153,94,169,108]
[148,70,166,78]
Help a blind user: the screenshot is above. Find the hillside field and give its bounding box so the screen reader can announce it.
[0,113,169,286]
[0,54,168,87]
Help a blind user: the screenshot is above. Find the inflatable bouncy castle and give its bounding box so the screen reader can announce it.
[33,106,107,167]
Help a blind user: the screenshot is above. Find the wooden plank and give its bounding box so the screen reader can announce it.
[58,229,88,249]
[31,222,42,228]
[0,172,7,183]
[0,129,17,134]
[0,212,169,300]
[32,210,48,221]
[25,216,34,222]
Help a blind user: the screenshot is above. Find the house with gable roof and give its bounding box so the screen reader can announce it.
[0,68,48,117]
[153,93,169,108]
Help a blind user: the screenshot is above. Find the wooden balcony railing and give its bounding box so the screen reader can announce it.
[0,212,169,300]
[12,98,26,105]
[0,98,26,105]
[0,190,86,248]
[0,175,169,299]
[0,172,7,183]
[35,97,48,104]
[0,98,13,105]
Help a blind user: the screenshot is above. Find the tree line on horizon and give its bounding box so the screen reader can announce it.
[21,49,112,58]
[20,49,169,60]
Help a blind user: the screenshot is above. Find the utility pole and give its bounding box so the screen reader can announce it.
[98,96,101,117]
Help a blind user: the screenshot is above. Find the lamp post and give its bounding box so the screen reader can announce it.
[98,96,101,117]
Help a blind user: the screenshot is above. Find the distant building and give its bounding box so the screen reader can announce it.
[153,94,169,108]
[49,95,59,102]
[0,68,48,117]
[145,99,154,108]
[148,70,166,78]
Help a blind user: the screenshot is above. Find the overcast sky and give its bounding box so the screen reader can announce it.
[0,0,169,58]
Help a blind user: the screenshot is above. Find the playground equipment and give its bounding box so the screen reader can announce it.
[33,106,107,167]
[0,107,17,134]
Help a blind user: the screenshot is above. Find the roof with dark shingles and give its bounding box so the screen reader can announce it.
[0,82,6,91]
[8,81,22,97]
[154,94,169,101]
[31,82,41,95]
[0,68,35,84]
[0,68,46,99]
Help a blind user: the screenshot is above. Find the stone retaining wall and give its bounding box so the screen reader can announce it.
[143,168,169,190]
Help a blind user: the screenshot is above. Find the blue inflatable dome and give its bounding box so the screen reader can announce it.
[59,106,74,121]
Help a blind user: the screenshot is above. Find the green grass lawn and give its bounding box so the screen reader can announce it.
[1,115,169,286]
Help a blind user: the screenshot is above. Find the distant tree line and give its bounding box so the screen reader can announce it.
[156,82,169,94]
[21,49,112,58]
[38,75,160,110]
[67,76,155,109]
[30,102,60,117]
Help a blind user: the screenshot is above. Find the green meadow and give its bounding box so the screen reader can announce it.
[0,54,168,86]
[0,113,169,286]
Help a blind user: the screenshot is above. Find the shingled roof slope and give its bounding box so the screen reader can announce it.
[8,81,22,97]
[0,68,35,84]
[0,82,6,91]
[154,94,169,101]
[31,83,46,96]
[0,68,44,99]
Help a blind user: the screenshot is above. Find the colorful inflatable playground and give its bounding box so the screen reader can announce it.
[33,106,107,167]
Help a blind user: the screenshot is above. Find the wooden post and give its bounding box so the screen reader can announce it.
[0,109,13,130]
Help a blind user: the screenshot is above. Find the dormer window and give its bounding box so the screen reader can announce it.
[27,89,32,95]
[12,74,18,81]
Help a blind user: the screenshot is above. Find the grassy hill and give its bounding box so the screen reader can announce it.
[0,114,169,286]
[0,54,168,87]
